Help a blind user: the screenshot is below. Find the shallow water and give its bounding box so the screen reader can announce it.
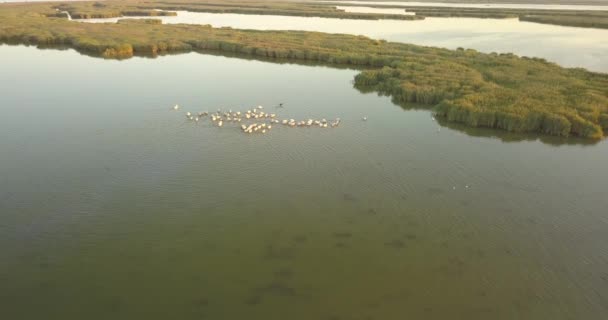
[82,11,608,72]
[1,45,608,319]
[324,1,608,11]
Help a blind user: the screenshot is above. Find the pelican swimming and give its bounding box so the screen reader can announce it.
[172,104,180,110]
[362,116,367,121]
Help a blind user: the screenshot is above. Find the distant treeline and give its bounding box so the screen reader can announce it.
[1,0,607,139]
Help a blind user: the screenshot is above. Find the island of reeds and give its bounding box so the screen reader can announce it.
[324,1,608,29]
[31,0,608,28]
[1,0,607,139]
[50,0,423,21]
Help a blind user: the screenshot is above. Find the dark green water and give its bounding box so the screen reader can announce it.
[1,45,608,320]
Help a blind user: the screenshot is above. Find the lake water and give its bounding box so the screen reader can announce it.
[336,5,415,14]
[1,44,608,319]
[324,1,608,11]
[82,11,608,72]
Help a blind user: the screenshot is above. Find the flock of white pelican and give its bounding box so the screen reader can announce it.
[172,104,357,135]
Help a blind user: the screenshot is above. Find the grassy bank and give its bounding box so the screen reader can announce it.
[1,1,607,139]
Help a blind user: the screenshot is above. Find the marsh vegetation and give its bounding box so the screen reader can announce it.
[329,2,608,28]
[41,0,608,28]
[1,1,607,139]
[54,0,422,21]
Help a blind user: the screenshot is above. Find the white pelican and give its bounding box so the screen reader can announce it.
[173,104,179,110]
[218,120,223,127]
[362,117,367,121]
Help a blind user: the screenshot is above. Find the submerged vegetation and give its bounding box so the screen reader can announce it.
[1,1,607,139]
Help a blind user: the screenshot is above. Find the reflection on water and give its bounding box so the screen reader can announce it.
[325,1,608,11]
[82,11,608,72]
[1,45,608,319]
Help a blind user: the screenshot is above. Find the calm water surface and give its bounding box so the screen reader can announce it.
[83,11,608,72]
[1,45,608,319]
[336,5,414,14]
